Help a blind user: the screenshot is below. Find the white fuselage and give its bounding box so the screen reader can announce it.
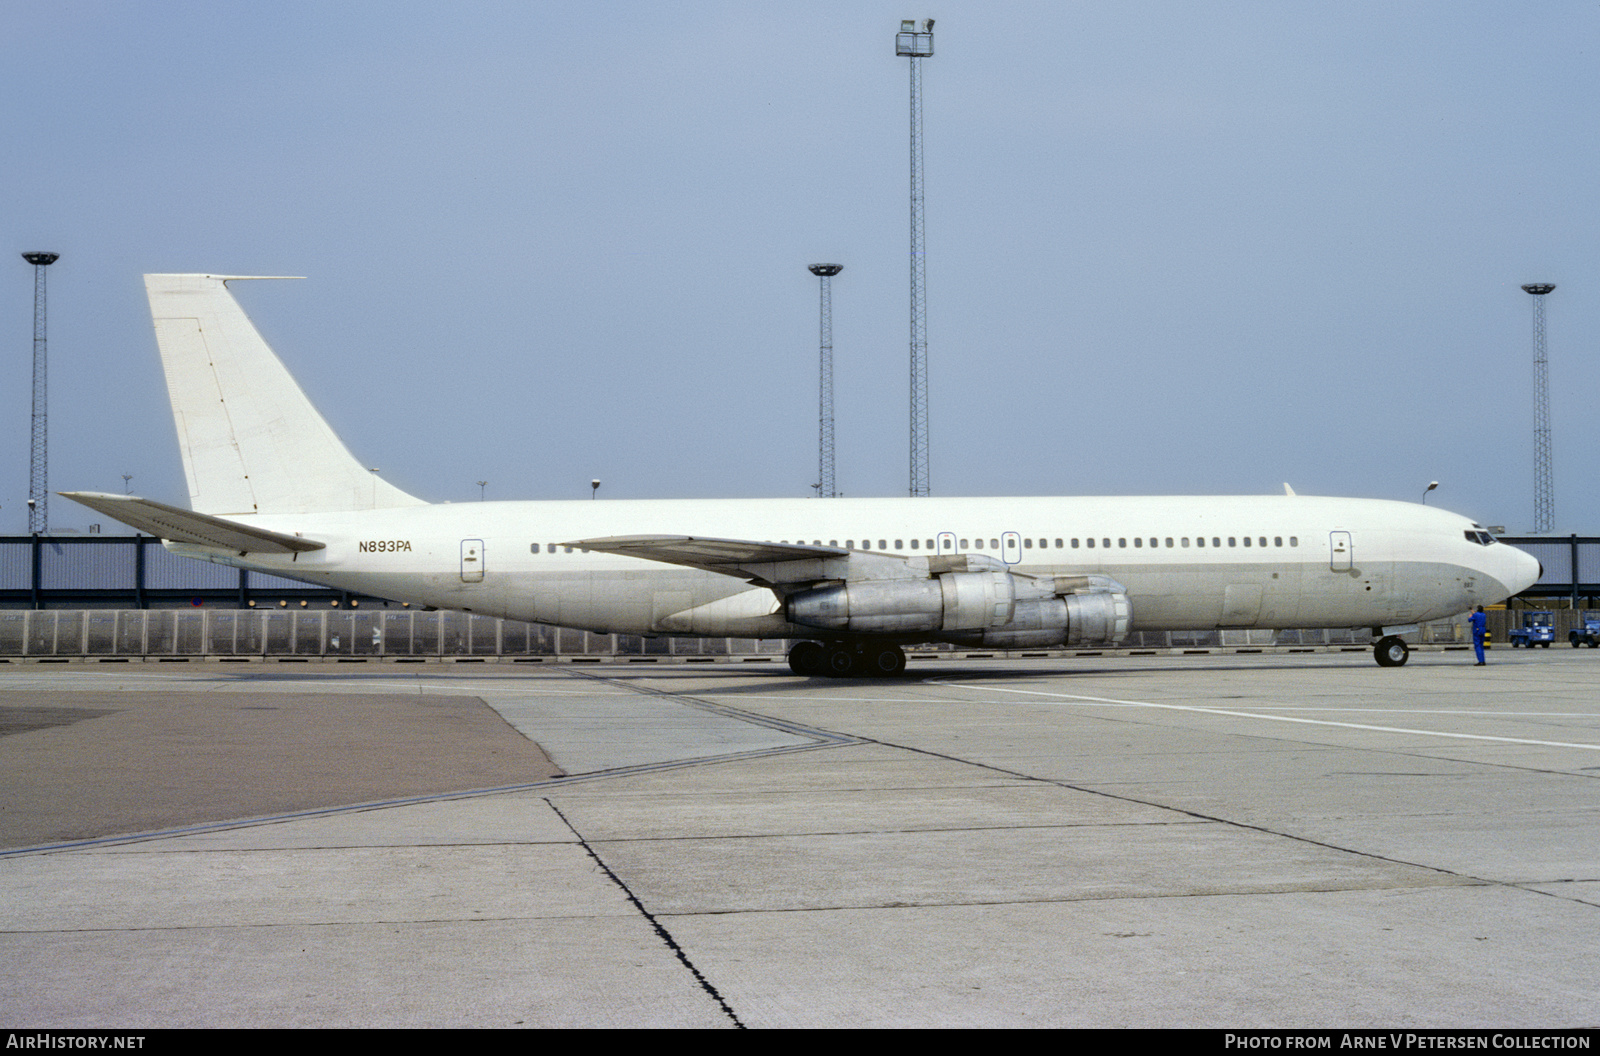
[174,493,1540,640]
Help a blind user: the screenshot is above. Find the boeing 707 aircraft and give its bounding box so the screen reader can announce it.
[65,274,1541,676]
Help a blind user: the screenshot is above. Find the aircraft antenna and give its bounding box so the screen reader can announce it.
[897,19,934,497]
[808,264,843,497]
[1521,283,1556,533]
[22,252,59,533]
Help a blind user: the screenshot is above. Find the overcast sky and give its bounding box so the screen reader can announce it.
[5,1,1598,534]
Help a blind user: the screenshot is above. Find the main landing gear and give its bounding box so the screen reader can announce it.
[1374,635,1410,667]
[788,640,907,678]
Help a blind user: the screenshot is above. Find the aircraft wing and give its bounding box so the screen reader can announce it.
[572,534,1123,596]
[567,534,898,590]
[60,492,326,554]
[571,535,846,566]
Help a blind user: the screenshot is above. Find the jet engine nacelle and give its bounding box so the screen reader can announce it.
[786,565,1131,646]
[955,590,1132,649]
[787,570,1017,634]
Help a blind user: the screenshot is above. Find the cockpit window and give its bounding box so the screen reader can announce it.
[1464,530,1496,546]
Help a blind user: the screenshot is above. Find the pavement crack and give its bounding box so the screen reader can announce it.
[544,797,744,1029]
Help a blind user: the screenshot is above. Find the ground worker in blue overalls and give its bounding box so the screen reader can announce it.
[1470,606,1488,666]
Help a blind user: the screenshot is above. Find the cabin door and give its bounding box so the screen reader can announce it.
[460,539,485,583]
[1001,532,1022,565]
[936,532,957,554]
[1329,531,1352,572]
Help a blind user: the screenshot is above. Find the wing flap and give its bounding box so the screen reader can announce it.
[60,492,325,554]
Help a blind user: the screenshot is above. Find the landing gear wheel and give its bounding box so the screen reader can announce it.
[788,641,824,676]
[863,644,907,677]
[824,646,860,677]
[1374,636,1409,667]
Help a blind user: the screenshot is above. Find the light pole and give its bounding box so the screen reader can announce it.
[896,19,934,497]
[22,252,58,532]
[808,264,842,497]
[1521,283,1556,533]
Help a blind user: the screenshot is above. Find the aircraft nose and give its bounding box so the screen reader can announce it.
[1508,545,1543,596]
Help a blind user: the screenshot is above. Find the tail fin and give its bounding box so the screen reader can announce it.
[145,274,425,515]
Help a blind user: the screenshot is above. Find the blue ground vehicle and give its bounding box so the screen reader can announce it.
[1569,611,1600,648]
[1509,610,1556,648]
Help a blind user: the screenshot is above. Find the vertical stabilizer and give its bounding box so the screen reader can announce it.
[145,274,425,515]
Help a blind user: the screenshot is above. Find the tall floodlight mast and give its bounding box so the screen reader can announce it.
[809,264,843,497]
[22,252,59,534]
[897,19,933,497]
[1521,283,1556,533]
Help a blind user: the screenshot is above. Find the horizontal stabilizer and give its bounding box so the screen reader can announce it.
[60,492,325,554]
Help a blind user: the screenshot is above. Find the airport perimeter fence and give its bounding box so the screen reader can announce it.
[0,607,1470,660]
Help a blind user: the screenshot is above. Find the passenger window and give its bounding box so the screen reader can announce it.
[1243,537,1251,547]
[1103,538,1111,548]
[1181,537,1189,547]
[1290,537,1298,547]
[926,539,934,550]
[1165,538,1174,548]
[1259,537,1267,547]
[1213,538,1221,548]
[1054,538,1063,548]
[974,538,984,549]
[960,538,968,549]
[1227,538,1236,548]
[1024,538,1034,549]
[1134,538,1143,548]
[1196,537,1204,548]
[895,540,903,549]
[1087,538,1095,549]
[564,546,574,553]
[845,540,853,549]
[990,539,999,549]
[1118,538,1127,548]
[910,539,919,549]
[1071,538,1079,548]
[1274,537,1282,547]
